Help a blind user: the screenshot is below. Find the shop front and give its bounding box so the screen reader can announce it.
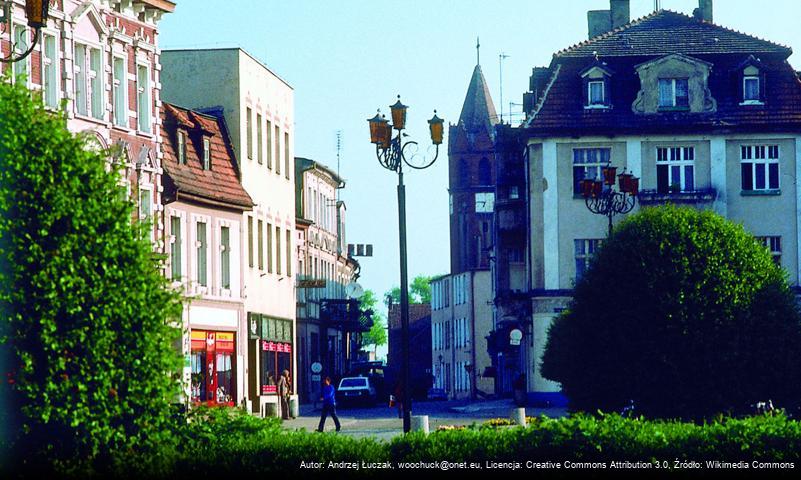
[247,313,296,416]
[190,330,236,406]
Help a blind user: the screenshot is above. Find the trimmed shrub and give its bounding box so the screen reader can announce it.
[0,77,183,476]
[541,205,801,419]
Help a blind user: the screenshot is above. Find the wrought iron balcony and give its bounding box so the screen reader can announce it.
[637,188,716,205]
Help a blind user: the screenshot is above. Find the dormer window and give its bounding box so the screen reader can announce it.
[202,137,211,170]
[658,78,689,108]
[581,63,613,109]
[177,130,186,164]
[741,63,765,105]
[588,80,605,105]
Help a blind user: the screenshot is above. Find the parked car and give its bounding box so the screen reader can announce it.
[337,377,377,406]
[427,387,448,401]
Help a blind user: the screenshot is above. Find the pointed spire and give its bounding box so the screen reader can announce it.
[476,36,480,65]
[458,63,498,137]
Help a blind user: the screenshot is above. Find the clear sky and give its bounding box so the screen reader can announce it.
[159,0,801,322]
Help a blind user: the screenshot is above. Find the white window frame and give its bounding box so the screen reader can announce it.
[112,53,128,127]
[657,146,695,192]
[588,80,605,106]
[203,137,211,170]
[741,145,780,192]
[756,236,782,266]
[743,75,761,104]
[169,214,184,282]
[194,217,211,290]
[41,31,59,109]
[138,184,153,221]
[136,62,152,133]
[177,130,186,164]
[12,24,30,85]
[575,239,603,282]
[572,147,611,195]
[74,43,88,116]
[658,78,689,108]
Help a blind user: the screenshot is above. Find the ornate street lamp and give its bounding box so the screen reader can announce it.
[1,0,51,63]
[367,96,442,433]
[581,164,639,236]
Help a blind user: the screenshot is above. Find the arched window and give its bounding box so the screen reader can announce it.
[459,158,470,187]
[478,158,491,185]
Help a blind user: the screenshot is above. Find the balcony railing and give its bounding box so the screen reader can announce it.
[638,188,716,205]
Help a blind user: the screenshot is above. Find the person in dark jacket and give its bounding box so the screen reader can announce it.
[317,377,341,432]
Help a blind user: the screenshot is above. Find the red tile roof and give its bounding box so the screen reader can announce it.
[161,103,253,209]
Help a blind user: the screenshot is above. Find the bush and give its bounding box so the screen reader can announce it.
[541,205,801,420]
[0,77,183,476]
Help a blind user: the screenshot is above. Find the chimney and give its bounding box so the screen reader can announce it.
[588,10,612,39]
[697,0,713,22]
[610,0,630,29]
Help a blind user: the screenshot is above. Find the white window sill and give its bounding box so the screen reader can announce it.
[74,113,109,127]
[136,130,155,139]
[112,124,133,134]
[584,104,611,110]
[739,100,764,106]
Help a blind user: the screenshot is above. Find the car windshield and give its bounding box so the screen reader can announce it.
[340,378,367,388]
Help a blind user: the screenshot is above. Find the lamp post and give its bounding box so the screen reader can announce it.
[579,165,639,236]
[1,0,50,63]
[368,96,443,433]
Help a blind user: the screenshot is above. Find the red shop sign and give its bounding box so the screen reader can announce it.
[262,341,292,353]
[262,385,277,395]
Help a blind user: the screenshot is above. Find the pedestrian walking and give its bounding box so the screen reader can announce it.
[393,380,404,419]
[277,369,293,420]
[317,377,341,432]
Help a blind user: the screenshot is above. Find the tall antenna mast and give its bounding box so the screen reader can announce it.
[499,52,510,124]
[336,130,342,201]
[654,0,661,11]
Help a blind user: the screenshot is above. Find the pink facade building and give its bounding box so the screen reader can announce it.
[2,0,175,245]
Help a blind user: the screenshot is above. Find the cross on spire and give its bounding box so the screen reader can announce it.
[476,36,480,65]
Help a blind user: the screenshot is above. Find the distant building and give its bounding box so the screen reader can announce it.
[388,302,432,399]
[1,0,176,246]
[430,271,493,400]
[160,103,253,407]
[294,157,361,403]
[498,0,801,405]
[160,48,297,416]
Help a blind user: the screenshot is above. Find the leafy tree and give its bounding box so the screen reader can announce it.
[385,275,435,306]
[541,205,801,420]
[359,290,387,353]
[0,77,183,475]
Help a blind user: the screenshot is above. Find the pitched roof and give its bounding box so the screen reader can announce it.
[523,10,801,134]
[557,10,791,58]
[161,103,253,209]
[457,65,499,136]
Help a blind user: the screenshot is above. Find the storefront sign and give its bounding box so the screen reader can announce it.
[262,341,292,353]
[297,279,326,288]
[262,385,277,395]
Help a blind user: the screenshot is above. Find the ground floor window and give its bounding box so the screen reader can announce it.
[261,341,293,395]
[190,330,236,406]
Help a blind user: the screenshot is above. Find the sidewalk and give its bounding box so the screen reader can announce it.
[447,398,568,419]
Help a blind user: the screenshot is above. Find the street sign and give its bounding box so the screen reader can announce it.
[509,329,523,346]
[311,362,322,374]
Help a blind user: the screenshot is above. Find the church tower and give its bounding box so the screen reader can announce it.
[448,49,499,273]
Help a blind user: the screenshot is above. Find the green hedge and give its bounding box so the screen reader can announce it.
[99,410,801,478]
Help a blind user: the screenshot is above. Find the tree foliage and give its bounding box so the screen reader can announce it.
[385,274,435,306]
[0,77,183,475]
[359,290,387,350]
[541,205,801,420]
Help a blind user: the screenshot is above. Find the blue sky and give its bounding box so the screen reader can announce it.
[159,0,801,326]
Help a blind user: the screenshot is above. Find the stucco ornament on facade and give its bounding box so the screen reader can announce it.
[632,53,717,114]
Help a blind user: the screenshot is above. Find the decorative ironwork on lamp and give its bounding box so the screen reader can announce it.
[1,0,51,63]
[581,164,639,236]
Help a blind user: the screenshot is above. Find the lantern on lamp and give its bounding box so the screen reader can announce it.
[390,96,408,131]
[25,0,50,29]
[428,110,444,145]
[602,165,617,186]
